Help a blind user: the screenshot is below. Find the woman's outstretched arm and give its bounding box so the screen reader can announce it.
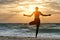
[23,12,34,17]
[40,12,51,16]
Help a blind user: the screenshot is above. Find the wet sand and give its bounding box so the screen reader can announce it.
[0,36,60,40]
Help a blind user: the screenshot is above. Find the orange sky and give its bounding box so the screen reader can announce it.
[0,0,60,23]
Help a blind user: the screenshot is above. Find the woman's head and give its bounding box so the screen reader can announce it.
[35,7,39,11]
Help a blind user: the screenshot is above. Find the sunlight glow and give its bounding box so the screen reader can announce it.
[17,1,45,15]
[28,5,44,11]
[17,5,44,15]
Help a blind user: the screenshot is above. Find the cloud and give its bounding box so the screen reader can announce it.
[47,2,60,10]
[0,0,25,14]
[0,0,20,5]
[40,2,60,14]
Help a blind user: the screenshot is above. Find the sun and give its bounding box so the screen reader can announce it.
[28,5,44,12]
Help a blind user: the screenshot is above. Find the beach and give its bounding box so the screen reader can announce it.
[0,36,60,40]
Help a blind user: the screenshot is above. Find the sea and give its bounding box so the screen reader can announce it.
[0,23,60,38]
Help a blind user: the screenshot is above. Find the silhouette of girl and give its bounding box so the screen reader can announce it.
[24,7,51,38]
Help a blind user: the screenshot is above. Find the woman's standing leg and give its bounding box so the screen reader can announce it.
[35,24,40,38]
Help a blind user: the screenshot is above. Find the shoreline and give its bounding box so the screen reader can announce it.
[0,36,60,40]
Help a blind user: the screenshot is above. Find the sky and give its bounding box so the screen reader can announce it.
[0,0,60,23]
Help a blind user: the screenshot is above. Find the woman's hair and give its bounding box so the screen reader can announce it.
[35,7,39,9]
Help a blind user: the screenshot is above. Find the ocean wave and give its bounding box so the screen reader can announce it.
[0,23,60,29]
